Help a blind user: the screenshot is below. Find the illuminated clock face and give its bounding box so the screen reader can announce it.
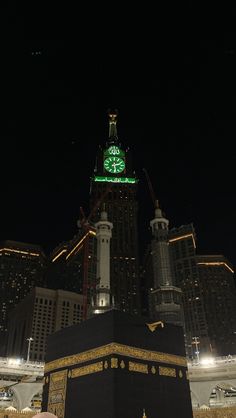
[104,157,125,173]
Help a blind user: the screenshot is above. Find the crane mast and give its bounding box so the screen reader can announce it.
[143,168,156,208]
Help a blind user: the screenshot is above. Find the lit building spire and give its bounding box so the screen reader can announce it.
[149,198,184,327]
[150,199,171,286]
[154,199,162,218]
[108,110,118,143]
[92,205,114,314]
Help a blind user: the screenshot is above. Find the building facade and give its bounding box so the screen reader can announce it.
[169,224,210,357]
[46,225,97,320]
[89,111,140,315]
[6,287,84,361]
[0,240,46,354]
[196,254,236,356]
[169,224,236,356]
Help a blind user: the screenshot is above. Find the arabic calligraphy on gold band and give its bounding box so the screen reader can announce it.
[45,342,186,373]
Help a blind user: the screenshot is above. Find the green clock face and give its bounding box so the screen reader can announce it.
[104,156,125,173]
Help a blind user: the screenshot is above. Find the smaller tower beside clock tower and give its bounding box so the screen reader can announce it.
[149,200,184,327]
[92,207,114,314]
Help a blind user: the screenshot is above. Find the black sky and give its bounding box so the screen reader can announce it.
[2,3,236,266]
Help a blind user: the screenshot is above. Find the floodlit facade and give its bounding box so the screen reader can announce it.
[148,201,184,327]
[169,224,236,356]
[0,240,46,354]
[6,287,83,361]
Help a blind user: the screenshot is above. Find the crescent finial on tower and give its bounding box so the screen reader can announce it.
[108,109,118,143]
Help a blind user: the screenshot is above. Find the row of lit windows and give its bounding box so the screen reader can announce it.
[35,298,53,305]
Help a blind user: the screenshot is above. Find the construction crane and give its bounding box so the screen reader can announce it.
[143,168,167,220]
[79,185,111,320]
[143,167,157,208]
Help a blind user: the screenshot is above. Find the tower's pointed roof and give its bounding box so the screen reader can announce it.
[154,199,163,218]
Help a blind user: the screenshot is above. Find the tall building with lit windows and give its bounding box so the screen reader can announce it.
[0,240,46,354]
[47,112,140,316]
[46,225,97,320]
[6,287,84,361]
[196,254,236,356]
[46,112,140,317]
[89,111,140,315]
[169,224,236,356]
[169,224,211,357]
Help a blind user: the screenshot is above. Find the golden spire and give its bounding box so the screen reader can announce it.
[108,109,118,142]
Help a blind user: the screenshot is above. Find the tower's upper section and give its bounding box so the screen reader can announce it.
[93,110,137,184]
[95,207,113,239]
[150,200,169,239]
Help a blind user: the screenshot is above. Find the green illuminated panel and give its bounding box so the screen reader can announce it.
[104,146,125,157]
[94,176,137,184]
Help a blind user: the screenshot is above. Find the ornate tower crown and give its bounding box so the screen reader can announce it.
[108,109,118,144]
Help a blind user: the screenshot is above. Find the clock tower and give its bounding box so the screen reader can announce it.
[90,111,140,315]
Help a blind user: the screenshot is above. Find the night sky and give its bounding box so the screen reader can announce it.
[2,3,236,266]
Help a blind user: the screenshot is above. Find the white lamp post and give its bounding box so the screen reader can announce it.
[26,337,33,363]
[192,336,200,364]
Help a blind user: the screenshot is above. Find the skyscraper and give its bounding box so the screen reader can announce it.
[0,240,46,353]
[46,225,97,320]
[7,287,84,361]
[89,111,140,314]
[169,224,236,356]
[196,254,236,356]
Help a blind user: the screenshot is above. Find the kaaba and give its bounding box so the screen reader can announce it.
[42,310,193,418]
